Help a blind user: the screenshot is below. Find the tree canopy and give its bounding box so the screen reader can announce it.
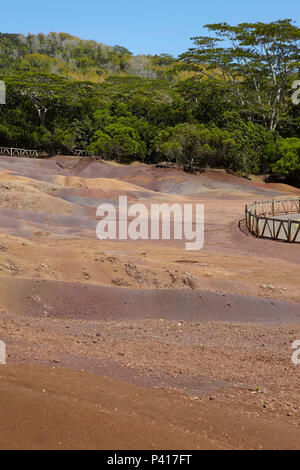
[0,21,299,183]
[180,19,300,131]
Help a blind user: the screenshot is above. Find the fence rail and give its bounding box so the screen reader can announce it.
[0,147,47,158]
[0,147,94,158]
[73,149,92,157]
[245,198,300,243]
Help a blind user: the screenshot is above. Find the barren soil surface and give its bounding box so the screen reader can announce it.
[0,156,299,449]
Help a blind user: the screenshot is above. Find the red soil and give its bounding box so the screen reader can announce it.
[0,156,299,449]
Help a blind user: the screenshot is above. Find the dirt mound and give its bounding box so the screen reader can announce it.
[0,364,299,450]
[1,278,299,323]
[53,174,154,192]
[2,156,299,198]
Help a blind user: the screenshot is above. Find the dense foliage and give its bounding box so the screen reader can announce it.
[0,20,299,182]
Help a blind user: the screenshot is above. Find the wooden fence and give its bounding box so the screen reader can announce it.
[0,147,93,158]
[73,149,92,157]
[0,147,47,158]
[245,198,300,243]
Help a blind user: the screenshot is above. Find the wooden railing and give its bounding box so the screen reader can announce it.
[0,147,96,158]
[0,147,47,158]
[73,149,92,157]
[245,198,300,243]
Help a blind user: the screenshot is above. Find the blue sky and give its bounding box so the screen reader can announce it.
[1,0,299,56]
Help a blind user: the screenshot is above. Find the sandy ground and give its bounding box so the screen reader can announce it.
[0,155,299,449]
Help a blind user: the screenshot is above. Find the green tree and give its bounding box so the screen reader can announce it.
[180,19,300,131]
[87,130,114,158]
[272,137,300,183]
[152,122,236,168]
[88,123,146,162]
